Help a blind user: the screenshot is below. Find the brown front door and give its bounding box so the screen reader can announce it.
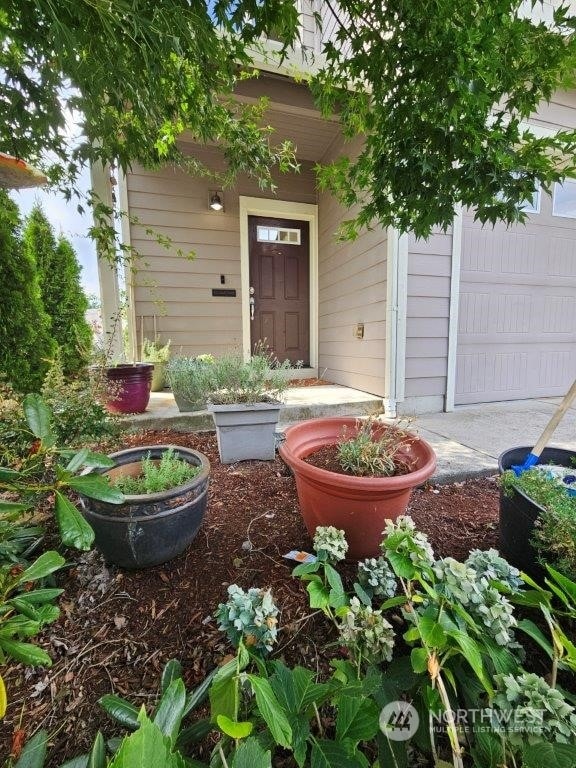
[249,215,310,365]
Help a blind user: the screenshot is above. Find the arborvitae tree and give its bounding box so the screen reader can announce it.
[53,235,93,374]
[0,191,55,392]
[24,204,92,376]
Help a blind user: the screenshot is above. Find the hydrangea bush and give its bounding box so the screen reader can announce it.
[313,525,348,563]
[357,556,397,599]
[216,584,279,652]
[338,596,395,663]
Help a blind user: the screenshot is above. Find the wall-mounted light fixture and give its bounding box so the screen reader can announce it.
[209,191,224,212]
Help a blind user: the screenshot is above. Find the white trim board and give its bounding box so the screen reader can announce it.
[239,196,319,370]
[445,205,463,412]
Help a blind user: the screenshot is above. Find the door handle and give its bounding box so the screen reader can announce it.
[249,286,255,321]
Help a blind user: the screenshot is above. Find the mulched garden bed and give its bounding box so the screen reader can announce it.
[1,429,501,765]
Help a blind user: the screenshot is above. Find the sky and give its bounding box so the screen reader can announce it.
[10,163,100,300]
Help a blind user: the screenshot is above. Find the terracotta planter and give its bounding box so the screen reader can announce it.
[105,363,153,414]
[279,417,437,559]
[79,445,210,569]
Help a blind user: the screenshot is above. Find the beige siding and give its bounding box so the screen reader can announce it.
[402,231,453,412]
[531,90,576,133]
[300,0,317,50]
[317,136,387,396]
[127,144,316,358]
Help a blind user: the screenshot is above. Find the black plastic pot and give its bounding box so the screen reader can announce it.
[79,445,210,569]
[498,446,575,577]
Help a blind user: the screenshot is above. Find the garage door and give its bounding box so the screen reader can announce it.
[455,187,576,405]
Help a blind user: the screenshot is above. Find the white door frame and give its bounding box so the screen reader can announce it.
[239,196,319,371]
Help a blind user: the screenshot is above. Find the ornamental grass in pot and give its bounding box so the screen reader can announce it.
[79,444,210,569]
[141,338,171,392]
[279,416,436,559]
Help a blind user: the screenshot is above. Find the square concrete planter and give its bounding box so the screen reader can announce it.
[208,402,282,463]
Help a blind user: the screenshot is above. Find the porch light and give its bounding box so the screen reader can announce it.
[209,191,224,211]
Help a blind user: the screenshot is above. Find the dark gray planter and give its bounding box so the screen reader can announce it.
[498,445,575,577]
[208,402,282,463]
[79,445,210,569]
[173,390,205,412]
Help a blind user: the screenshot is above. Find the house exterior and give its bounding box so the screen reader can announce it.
[93,0,576,416]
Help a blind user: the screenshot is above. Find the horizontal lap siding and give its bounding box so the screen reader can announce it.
[127,145,317,357]
[404,233,452,401]
[317,133,387,396]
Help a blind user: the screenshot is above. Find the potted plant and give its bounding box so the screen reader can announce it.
[202,351,293,464]
[141,338,171,392]
[102,362,154,414]
[166,354,214,412]
[79,444,210,569]
[499,446,576,578]
[279,416,436,559]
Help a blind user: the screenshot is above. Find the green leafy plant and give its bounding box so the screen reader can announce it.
[166,354,215,408]
[111,448,200,495]
[141,338,171,363]
[0,394,124,552]
[337,417,415,477]
[502,467,576,579]
[202,351,293,405]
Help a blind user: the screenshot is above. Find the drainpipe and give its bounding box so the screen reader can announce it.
[90,161,123,361]
[384,227,408,418]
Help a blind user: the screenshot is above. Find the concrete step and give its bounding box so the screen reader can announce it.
[122,386,383,433]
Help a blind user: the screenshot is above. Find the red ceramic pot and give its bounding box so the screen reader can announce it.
[105,363,154,414]
[279,417,436,560]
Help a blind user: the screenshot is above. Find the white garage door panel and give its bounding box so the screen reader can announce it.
[456,201,576,405]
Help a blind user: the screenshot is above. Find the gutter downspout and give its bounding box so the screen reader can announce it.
[90,161,123,361]
[384,228,408,418]
[445,204,463,412]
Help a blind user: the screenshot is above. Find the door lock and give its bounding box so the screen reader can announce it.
[249,286,255,321]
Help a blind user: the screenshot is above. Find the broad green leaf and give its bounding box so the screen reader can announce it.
[18,550,65,585]
[325,564,347,609]
[0,466,21,482]
[55,492,95,551]
[231,737,272,768]
[385,551,416,579]
[8,597,40,621]
[291,714,311,768]
[209,658,239,722]
[59,757,89,768]
[376,731,408,768]
[154,678,186,746]
[12,588,63,605]
[418,615,447,648]
[353,582,372,606]
[270,662,332,716]
[65,449,90,474]
[98,694,140,730]
[470,728,504,768]
[378,595,408,611]
[14,729,48,768]
[161,659,183,694]
[450,630,493,696]
[0,673,6,718]
[176,719,213,750]
[310,739,361,768]
[0,637,52,667]
[23,394,54,442]
[307,580,330,611]
[0,616,41,637]
[522,742,576,768]
[216,714,253,739]
[67,474,124,504]
[517,619,554,659]
[335,695,379,743]
[183,667,217,716]
[292,561,320,577]
[247,675,292,749]
[87,732,106,768]
[60,450,116,469]
[546,565,576,605]
[410,648,428,674]
[108,710,186,768]
[482,638,520,676]
[0,500,30,513]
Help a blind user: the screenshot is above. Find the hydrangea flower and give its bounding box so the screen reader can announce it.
[338,597,395,662]
[357,556,398,599]
[465,548,523,592]
[381,515,435,568]
[313,525,348,563]
[216,584,279,652]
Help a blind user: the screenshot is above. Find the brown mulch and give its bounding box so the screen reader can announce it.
[0,429,500,765]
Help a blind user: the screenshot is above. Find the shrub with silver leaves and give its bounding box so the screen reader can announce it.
[466,548,523,592]
[338,596,395,662]
[433,557,517,646]
[313,525,348,563]
[357,556,398,599]
[492,672,576,745]
[216,584,279,652]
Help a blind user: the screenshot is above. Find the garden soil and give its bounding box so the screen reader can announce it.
[2,429,505,765]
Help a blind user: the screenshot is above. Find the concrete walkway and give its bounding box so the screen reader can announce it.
[126,388,575,485]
